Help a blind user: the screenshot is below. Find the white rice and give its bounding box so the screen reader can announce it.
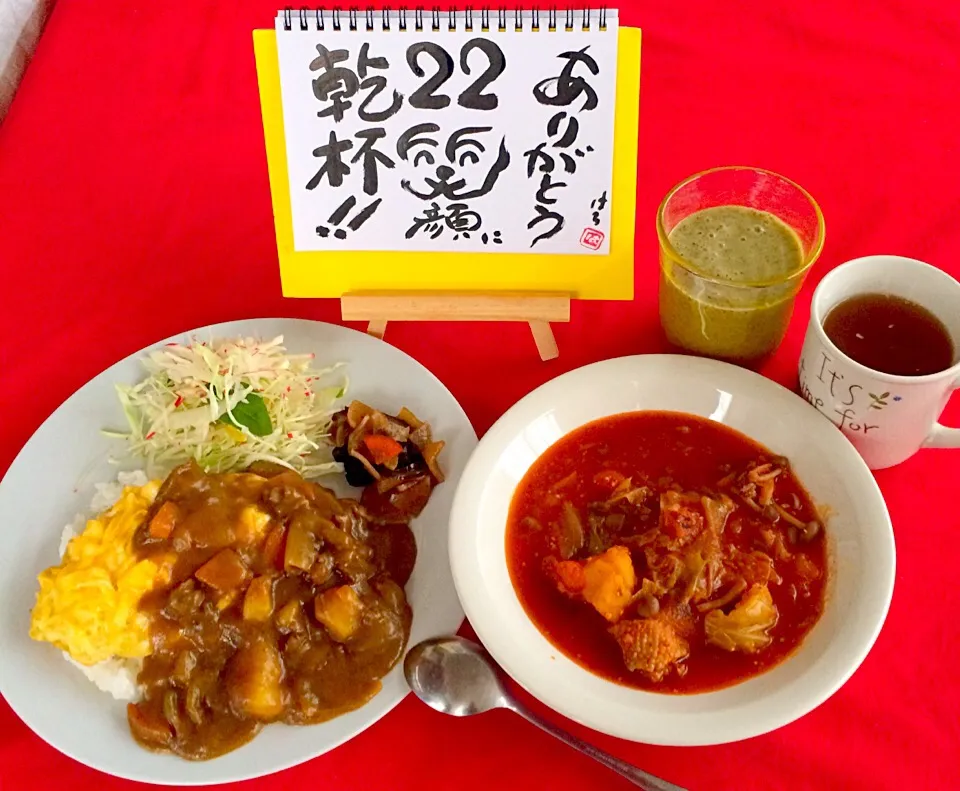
[66,655,143,702]
[58,470,150,702]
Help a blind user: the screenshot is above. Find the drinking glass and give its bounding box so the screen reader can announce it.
[657,166,825,361]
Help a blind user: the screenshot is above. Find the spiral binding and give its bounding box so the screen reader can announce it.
[282,6,609,33]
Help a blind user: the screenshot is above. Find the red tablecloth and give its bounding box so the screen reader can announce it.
[2,1,959,789]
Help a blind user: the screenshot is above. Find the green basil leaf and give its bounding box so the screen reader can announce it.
[218,393,273,437]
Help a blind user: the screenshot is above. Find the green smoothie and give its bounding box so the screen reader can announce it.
[659,206,806,360]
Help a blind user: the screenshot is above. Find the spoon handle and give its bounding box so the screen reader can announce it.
[507,700,688,791]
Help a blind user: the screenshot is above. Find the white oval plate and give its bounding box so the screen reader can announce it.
[449,354,895,746]
[0,318,476,784]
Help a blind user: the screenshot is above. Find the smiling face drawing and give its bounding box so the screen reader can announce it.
[396,124,511,202]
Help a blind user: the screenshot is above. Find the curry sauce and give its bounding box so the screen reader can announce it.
[127,462,418,760]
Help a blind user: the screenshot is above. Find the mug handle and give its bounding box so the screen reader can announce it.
[923,376,960,449]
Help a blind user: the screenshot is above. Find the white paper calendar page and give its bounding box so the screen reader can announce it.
[274,9,619,255]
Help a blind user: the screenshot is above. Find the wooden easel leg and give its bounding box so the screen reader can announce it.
[528,321,559,361]
[342,293,569,360]
[366,319,387,339]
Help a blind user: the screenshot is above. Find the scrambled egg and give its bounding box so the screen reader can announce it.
[30,481,171,666]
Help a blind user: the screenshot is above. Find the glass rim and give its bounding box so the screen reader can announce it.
[656,165,826,289]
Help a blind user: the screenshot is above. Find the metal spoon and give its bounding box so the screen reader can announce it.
[404,636,687,791]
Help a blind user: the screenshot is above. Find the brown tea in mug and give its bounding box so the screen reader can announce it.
[823,293,955,376]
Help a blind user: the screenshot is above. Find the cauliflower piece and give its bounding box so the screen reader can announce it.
[609,618,689,681]
[544,546,636,622]
[705,584,778,653]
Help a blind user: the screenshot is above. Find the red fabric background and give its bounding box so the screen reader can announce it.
[1,1,959,789]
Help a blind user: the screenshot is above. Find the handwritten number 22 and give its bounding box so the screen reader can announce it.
[406,39,506,111]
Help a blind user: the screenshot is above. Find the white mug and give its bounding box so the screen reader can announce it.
[799,255,960,470]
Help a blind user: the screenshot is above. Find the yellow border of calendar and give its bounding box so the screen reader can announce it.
[253,27,640,300]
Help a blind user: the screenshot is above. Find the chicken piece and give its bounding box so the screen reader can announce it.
[657,602,698,641]
[309,553,336,586]
[335,543,376,584]
[727,547,781,587]
[546,546,636,622]
[609,618,689,682]
[659,491,704,549]
[314,585,364,642]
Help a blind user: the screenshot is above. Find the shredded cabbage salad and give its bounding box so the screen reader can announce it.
[106,336,347,478]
